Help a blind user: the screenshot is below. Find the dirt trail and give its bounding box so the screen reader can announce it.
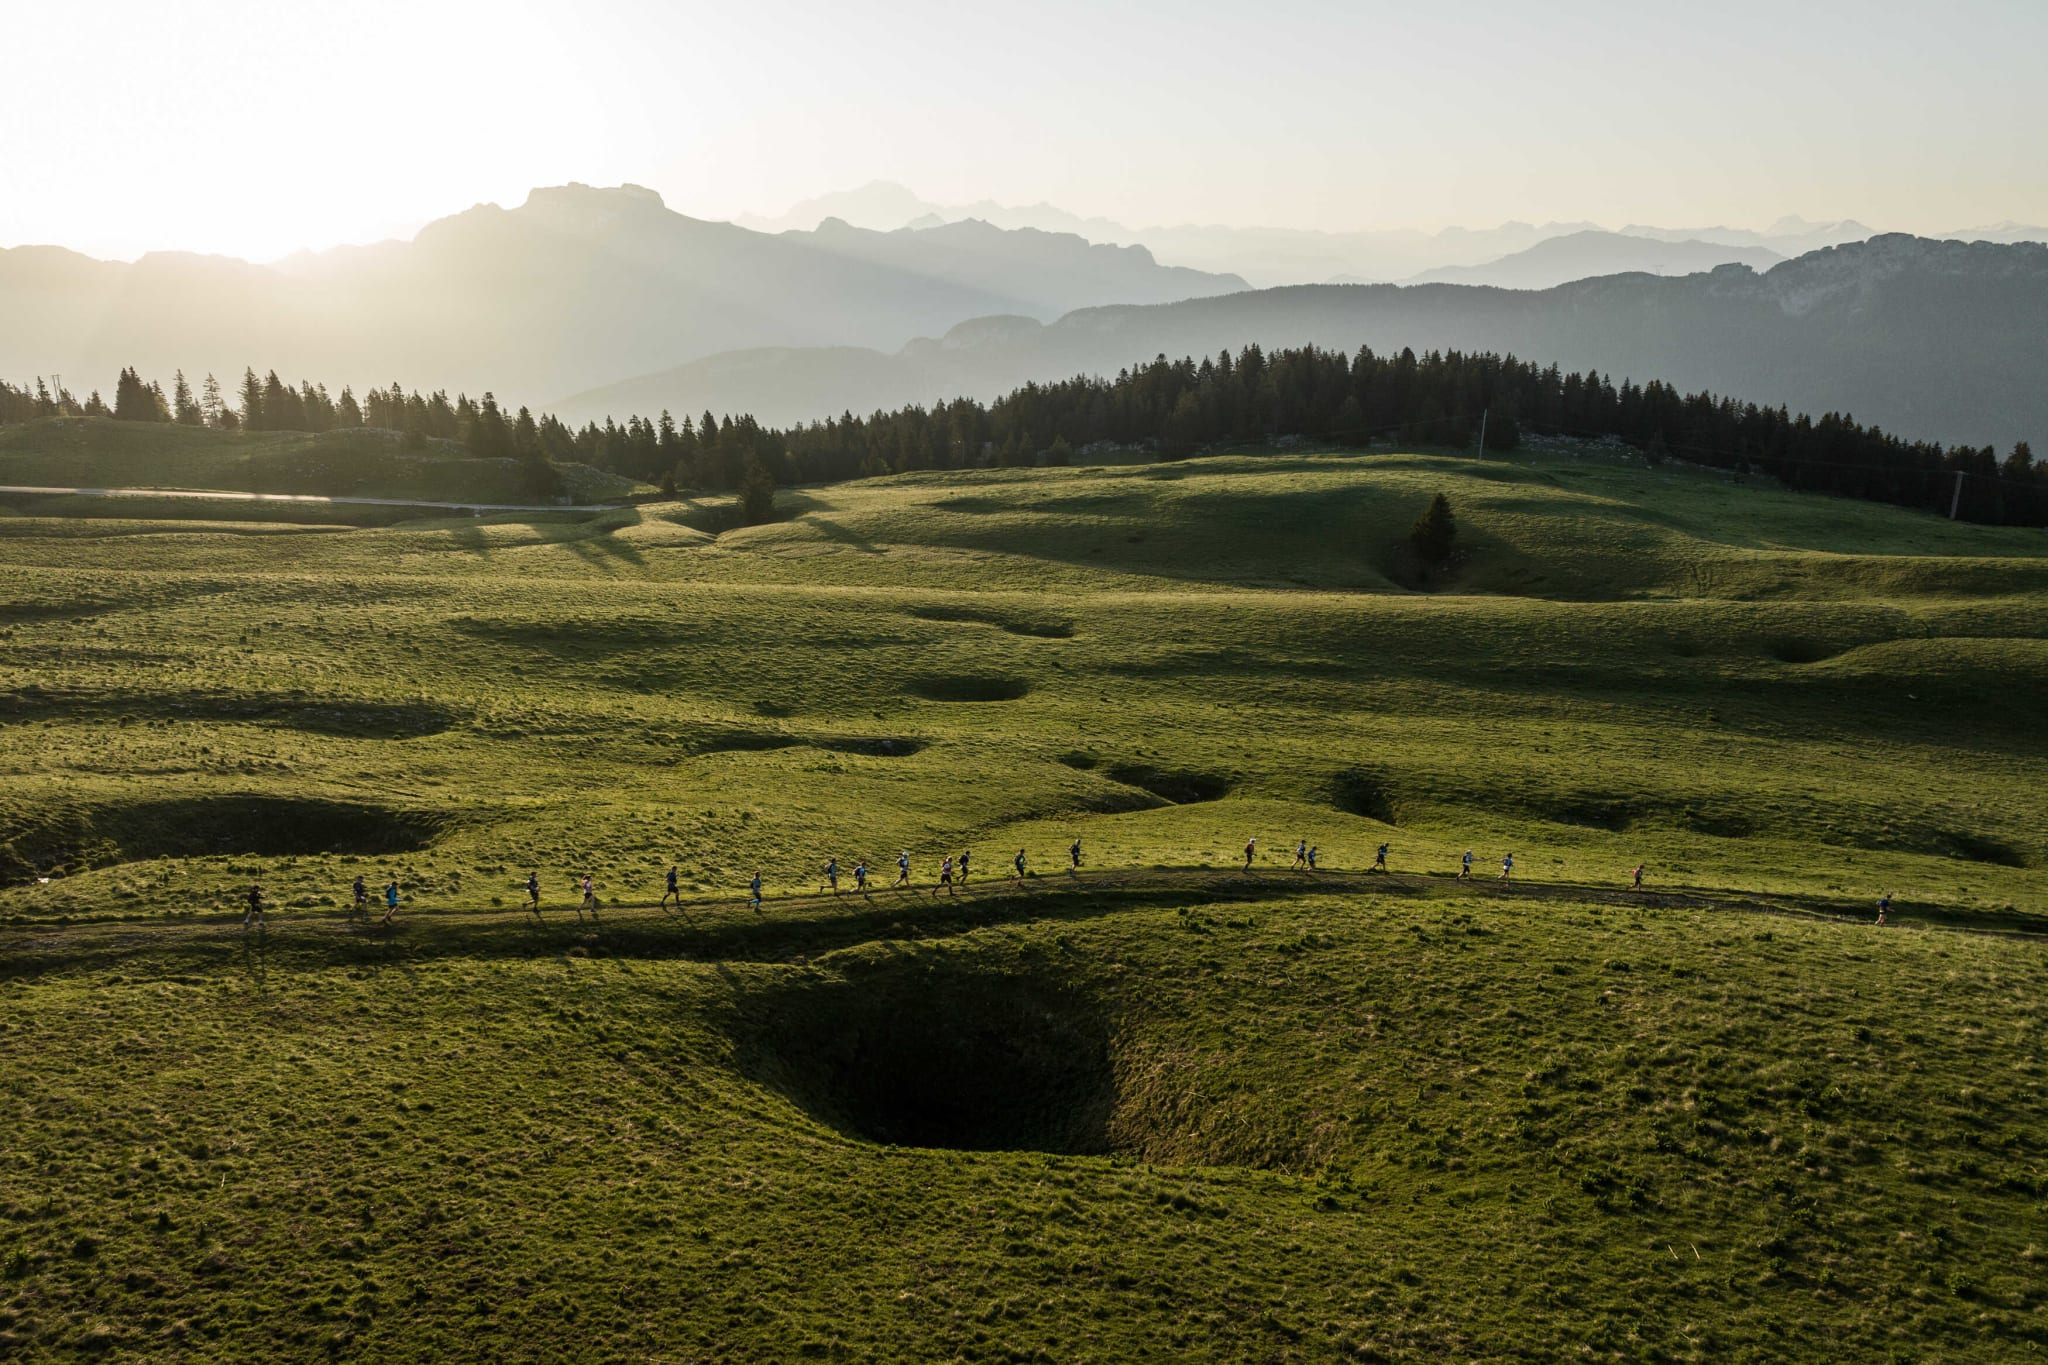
[6,865,2032,975]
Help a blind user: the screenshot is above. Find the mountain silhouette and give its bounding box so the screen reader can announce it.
[1402,231,1784,289]
[556,235,2047,450]
[0,183,1242,404]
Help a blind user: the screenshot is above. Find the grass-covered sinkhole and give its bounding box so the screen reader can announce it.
[730,958,1117,1155]
[1103,764,1232,805]
[907,674,1033,703]
[0,689,457,737]
[0,795,451,882]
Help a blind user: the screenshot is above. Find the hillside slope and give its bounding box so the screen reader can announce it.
[557,235,2048,447]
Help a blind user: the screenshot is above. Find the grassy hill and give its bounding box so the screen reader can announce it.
[0,417,641,507]
[0,443,2044,1359]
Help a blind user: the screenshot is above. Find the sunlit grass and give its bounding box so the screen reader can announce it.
[0,438,2044,1358]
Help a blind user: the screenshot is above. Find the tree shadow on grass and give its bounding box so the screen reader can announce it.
[796,514,884,555]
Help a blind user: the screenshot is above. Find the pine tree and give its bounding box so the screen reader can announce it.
[172,371,202,425]
[1409,493,1457,565]
[239,369,265,431]
[469,393,512,459]
[200,374,225,428]
[113,367,157,421]
[336,387,363,428]
[737,455,777,525]
[1160,392,1204,458]
[262,372,304,431]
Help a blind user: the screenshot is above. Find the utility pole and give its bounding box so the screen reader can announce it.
[1949,469,1965,520]
[1475,408,1488,459]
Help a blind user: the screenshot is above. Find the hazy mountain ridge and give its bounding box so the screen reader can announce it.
[787,216,1244,315]
[741,182,1607,285]
[1403,231,1785,289]
[0,184,1241,404]
[555,235,2048,450]
[737,182,2047,287]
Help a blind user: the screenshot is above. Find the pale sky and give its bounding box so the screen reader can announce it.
[6,0,2045,261]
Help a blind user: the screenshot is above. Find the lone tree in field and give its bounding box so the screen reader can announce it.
[1409,493,1457,565]
[738,455,777,524]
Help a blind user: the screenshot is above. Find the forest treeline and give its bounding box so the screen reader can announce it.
[2,348,2041,524]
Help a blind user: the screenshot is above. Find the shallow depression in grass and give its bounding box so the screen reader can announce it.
[0,795,452,881]
[1104,763,1231,805]
[906,674,1032,703]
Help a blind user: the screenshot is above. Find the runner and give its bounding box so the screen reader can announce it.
[1459,850,1473,880]
[350,874,369,920]
[661,864,682,912]
[1292,840,1308,870]
[853,860,870,897]
[935,855,956,897]
[1306,845,1319,871]
[381,877,401,926]
[1876,891,1891,925]
[579,874,597,922]
[1499,852,1514,882]
[820,858,840,896]
[1631,863,1645,890]
[243,881,264,933]
[1012,848,1027,879]
[525,871,541,918]
[958,849,972,885]
[1243,837,1257,871]
[749,871,764,912]
[1069,837,1083,872]
[1372,842,1389,873]
[894,851,911,890]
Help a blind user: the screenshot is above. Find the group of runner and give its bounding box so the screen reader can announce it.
[237,837,1897,930]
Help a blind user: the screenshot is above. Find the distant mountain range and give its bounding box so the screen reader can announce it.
[556,235,2048,451]
[7,185,2042,453]
[738,182,2048,288]
[0,184,1243,404]
[1400,231,1785,290]
[739,183,1611,286]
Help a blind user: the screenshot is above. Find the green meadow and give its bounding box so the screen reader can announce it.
[2,427,2045,1359]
